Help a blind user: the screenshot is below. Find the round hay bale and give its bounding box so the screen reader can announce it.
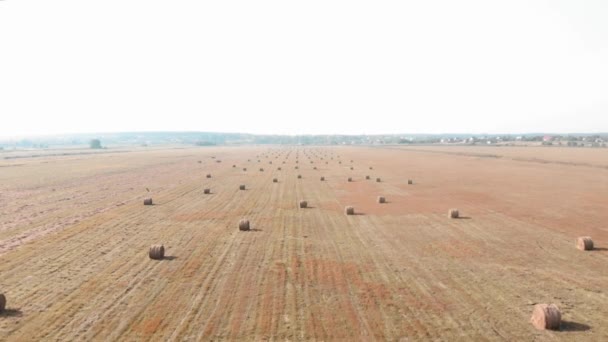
[376,178,381,182]
[149,244,165,260]
[204,188,211,194]
[278,167,282,170]
[366,175,370,180]
[232,164,236,168]
[449,209,459,219]
[298,175,302,179]
[320,176,325,181]
[239,219,250,231]
[198,160,202,164]
[378,196,386,203]
[259,168,264,172]
[350,167,354,170]
[295,166,299,169]
[348,177,352,182]
[0,293,5,313]
[206,174,212,178]
[576,236,594,251]
[269,161,272,164]
[239,185,246,190]
[313,166,317,170]
[243,168,247,171]
[369,166,373,170]
[530,304,561,330]
[299,200,308,208]
[408,179,413,185]
[345,206,355,215]
[273,178,278,183]
[143,198,153,205]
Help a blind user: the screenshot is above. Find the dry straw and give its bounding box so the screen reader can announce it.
[449,209,459,219]
[576,236,593,251]
[530,304,561,330]
[239,219,250,231]
[149,244,165,260]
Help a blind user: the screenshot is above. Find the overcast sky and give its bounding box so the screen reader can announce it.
[1,1,607,137]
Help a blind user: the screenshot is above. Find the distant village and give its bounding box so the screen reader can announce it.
[1,132,607,150]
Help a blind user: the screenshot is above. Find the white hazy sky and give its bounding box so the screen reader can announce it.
[1,1,607,137]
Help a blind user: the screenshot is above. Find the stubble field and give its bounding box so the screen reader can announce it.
[0,145,606,341]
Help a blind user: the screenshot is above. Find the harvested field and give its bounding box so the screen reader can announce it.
[0,145,607,341]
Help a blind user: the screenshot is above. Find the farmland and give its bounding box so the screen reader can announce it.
[0,145,607,341]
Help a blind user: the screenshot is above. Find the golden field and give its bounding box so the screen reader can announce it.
[0,145,606,341]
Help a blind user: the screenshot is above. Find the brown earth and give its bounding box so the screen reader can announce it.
[0,145,606,341]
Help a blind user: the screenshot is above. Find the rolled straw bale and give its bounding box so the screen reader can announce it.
[530,304,561,330]
[576,236,594,251]
[239,219,250,231]
[149,244,165,260]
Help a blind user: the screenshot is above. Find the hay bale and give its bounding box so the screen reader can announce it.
[239,219,250,231]
[345,206,355,215]
[378,196,386,203]
[408,179,413,185]
[376,178,381,182]
[278,167,282,170]
[313,166,317,170]
[348,177,352,182]
[143,198,153,205]
[206,174,212,178]
[299,200,308,208]
[233,164,236,168]
[198,160,202,164]
[530,304,561,330]
[259,168,264,172]
[273,178,278,183]
[366,175,370,180]
[449,209,459,219]
[320,177,325,181]
[350,167,354,170]
[576,236,594,251]
[369,166,373,170]
[239,185,246,190]
[298,175,302,179]
[295,166,299,169]
[243,168,247,171]
[0,293,5,313]
[204,188,211,194]
[149,244,165,260]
